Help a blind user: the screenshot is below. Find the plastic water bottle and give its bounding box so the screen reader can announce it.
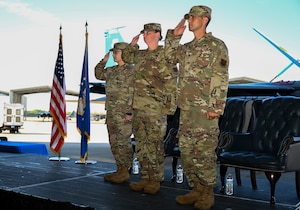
[225,173,233,195]
[132,158,139,175]
[176,165,183,184]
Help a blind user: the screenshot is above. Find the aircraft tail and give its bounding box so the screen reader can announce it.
[104,26,125,67]
[67,111,76,119]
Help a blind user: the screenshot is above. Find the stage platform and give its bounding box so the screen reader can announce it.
[0,145,299,210]
[0,141,48,155]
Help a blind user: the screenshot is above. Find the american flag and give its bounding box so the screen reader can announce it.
[50,27,67,154]
[76,23,90,162]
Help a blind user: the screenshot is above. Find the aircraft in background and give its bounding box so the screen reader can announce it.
[67,110,76,119]
[228,28,300,97]
[90,27,300,98]
[253,28,300,82]
[90,26,125,95]
[104,26,125,67]
[37,111,52,119]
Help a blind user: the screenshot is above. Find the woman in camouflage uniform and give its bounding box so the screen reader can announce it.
[94,42,135,184]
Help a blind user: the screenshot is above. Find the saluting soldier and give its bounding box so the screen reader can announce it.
[164,6,229,210]
[124,23,177,195]
[94,42,135,184]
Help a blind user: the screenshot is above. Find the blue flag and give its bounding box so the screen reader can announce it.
[77,25,90,163]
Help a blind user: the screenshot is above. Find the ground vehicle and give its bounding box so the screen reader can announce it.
[0,102,24,133]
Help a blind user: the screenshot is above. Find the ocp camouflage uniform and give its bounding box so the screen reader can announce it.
[164,25,229,188]
[127,43,177,183]
[94,59,134,171]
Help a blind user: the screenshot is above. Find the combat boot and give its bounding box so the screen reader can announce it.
[103,166,120,182]
[144,180,160,194]
[176,182,204,205]
[194,185,214,210]
[109,166,130,184]
[129,178,149,191]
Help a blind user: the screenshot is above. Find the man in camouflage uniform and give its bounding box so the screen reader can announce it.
[164,6,229,210]
[125,23,177,194]
[94,42,134,184]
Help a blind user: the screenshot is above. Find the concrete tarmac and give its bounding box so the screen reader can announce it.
[0,117,116,163]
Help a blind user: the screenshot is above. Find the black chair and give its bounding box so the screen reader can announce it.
[217,96,300,204]
[218,97,262,190]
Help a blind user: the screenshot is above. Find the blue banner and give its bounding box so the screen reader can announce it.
[76,25,90,162]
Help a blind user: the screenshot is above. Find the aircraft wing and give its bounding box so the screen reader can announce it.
[90,82,106,94]
[253,28,300,68]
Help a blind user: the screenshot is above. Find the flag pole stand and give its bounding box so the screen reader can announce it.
[75,160,97,164]
[49,152,70,161]
[75,154,96,164]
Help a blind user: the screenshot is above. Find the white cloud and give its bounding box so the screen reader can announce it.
[0,1,60,25]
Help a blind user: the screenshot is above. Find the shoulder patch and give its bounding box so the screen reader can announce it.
[220,59,227,67]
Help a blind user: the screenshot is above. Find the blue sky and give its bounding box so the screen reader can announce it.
[0,0,299,110]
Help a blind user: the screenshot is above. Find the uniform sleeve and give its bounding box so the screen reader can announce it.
[125,66,136,114]
[94,60,107,80]
[162,64,178,115]
[161,29,181,115]
[207,42,229,115]
[164,29,182,64]
[122,44,139,64]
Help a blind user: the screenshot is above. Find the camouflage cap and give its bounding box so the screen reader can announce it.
[109,42,129,51]
[140,23,161,34]
[184,5,211,20]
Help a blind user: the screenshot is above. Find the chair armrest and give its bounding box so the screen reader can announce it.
[279,136,300,171]
[279,136,300,156]
[217,132,253,154]
[291,136,300,142]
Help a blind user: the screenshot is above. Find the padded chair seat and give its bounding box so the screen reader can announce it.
[219,151,285,171]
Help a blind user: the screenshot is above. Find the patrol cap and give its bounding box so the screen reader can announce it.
[184,5,211,20]
[140,23,162,34]
[109,42,129,51]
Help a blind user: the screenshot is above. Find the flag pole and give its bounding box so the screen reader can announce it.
[75,22,96,165]
[49,25,70,161]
